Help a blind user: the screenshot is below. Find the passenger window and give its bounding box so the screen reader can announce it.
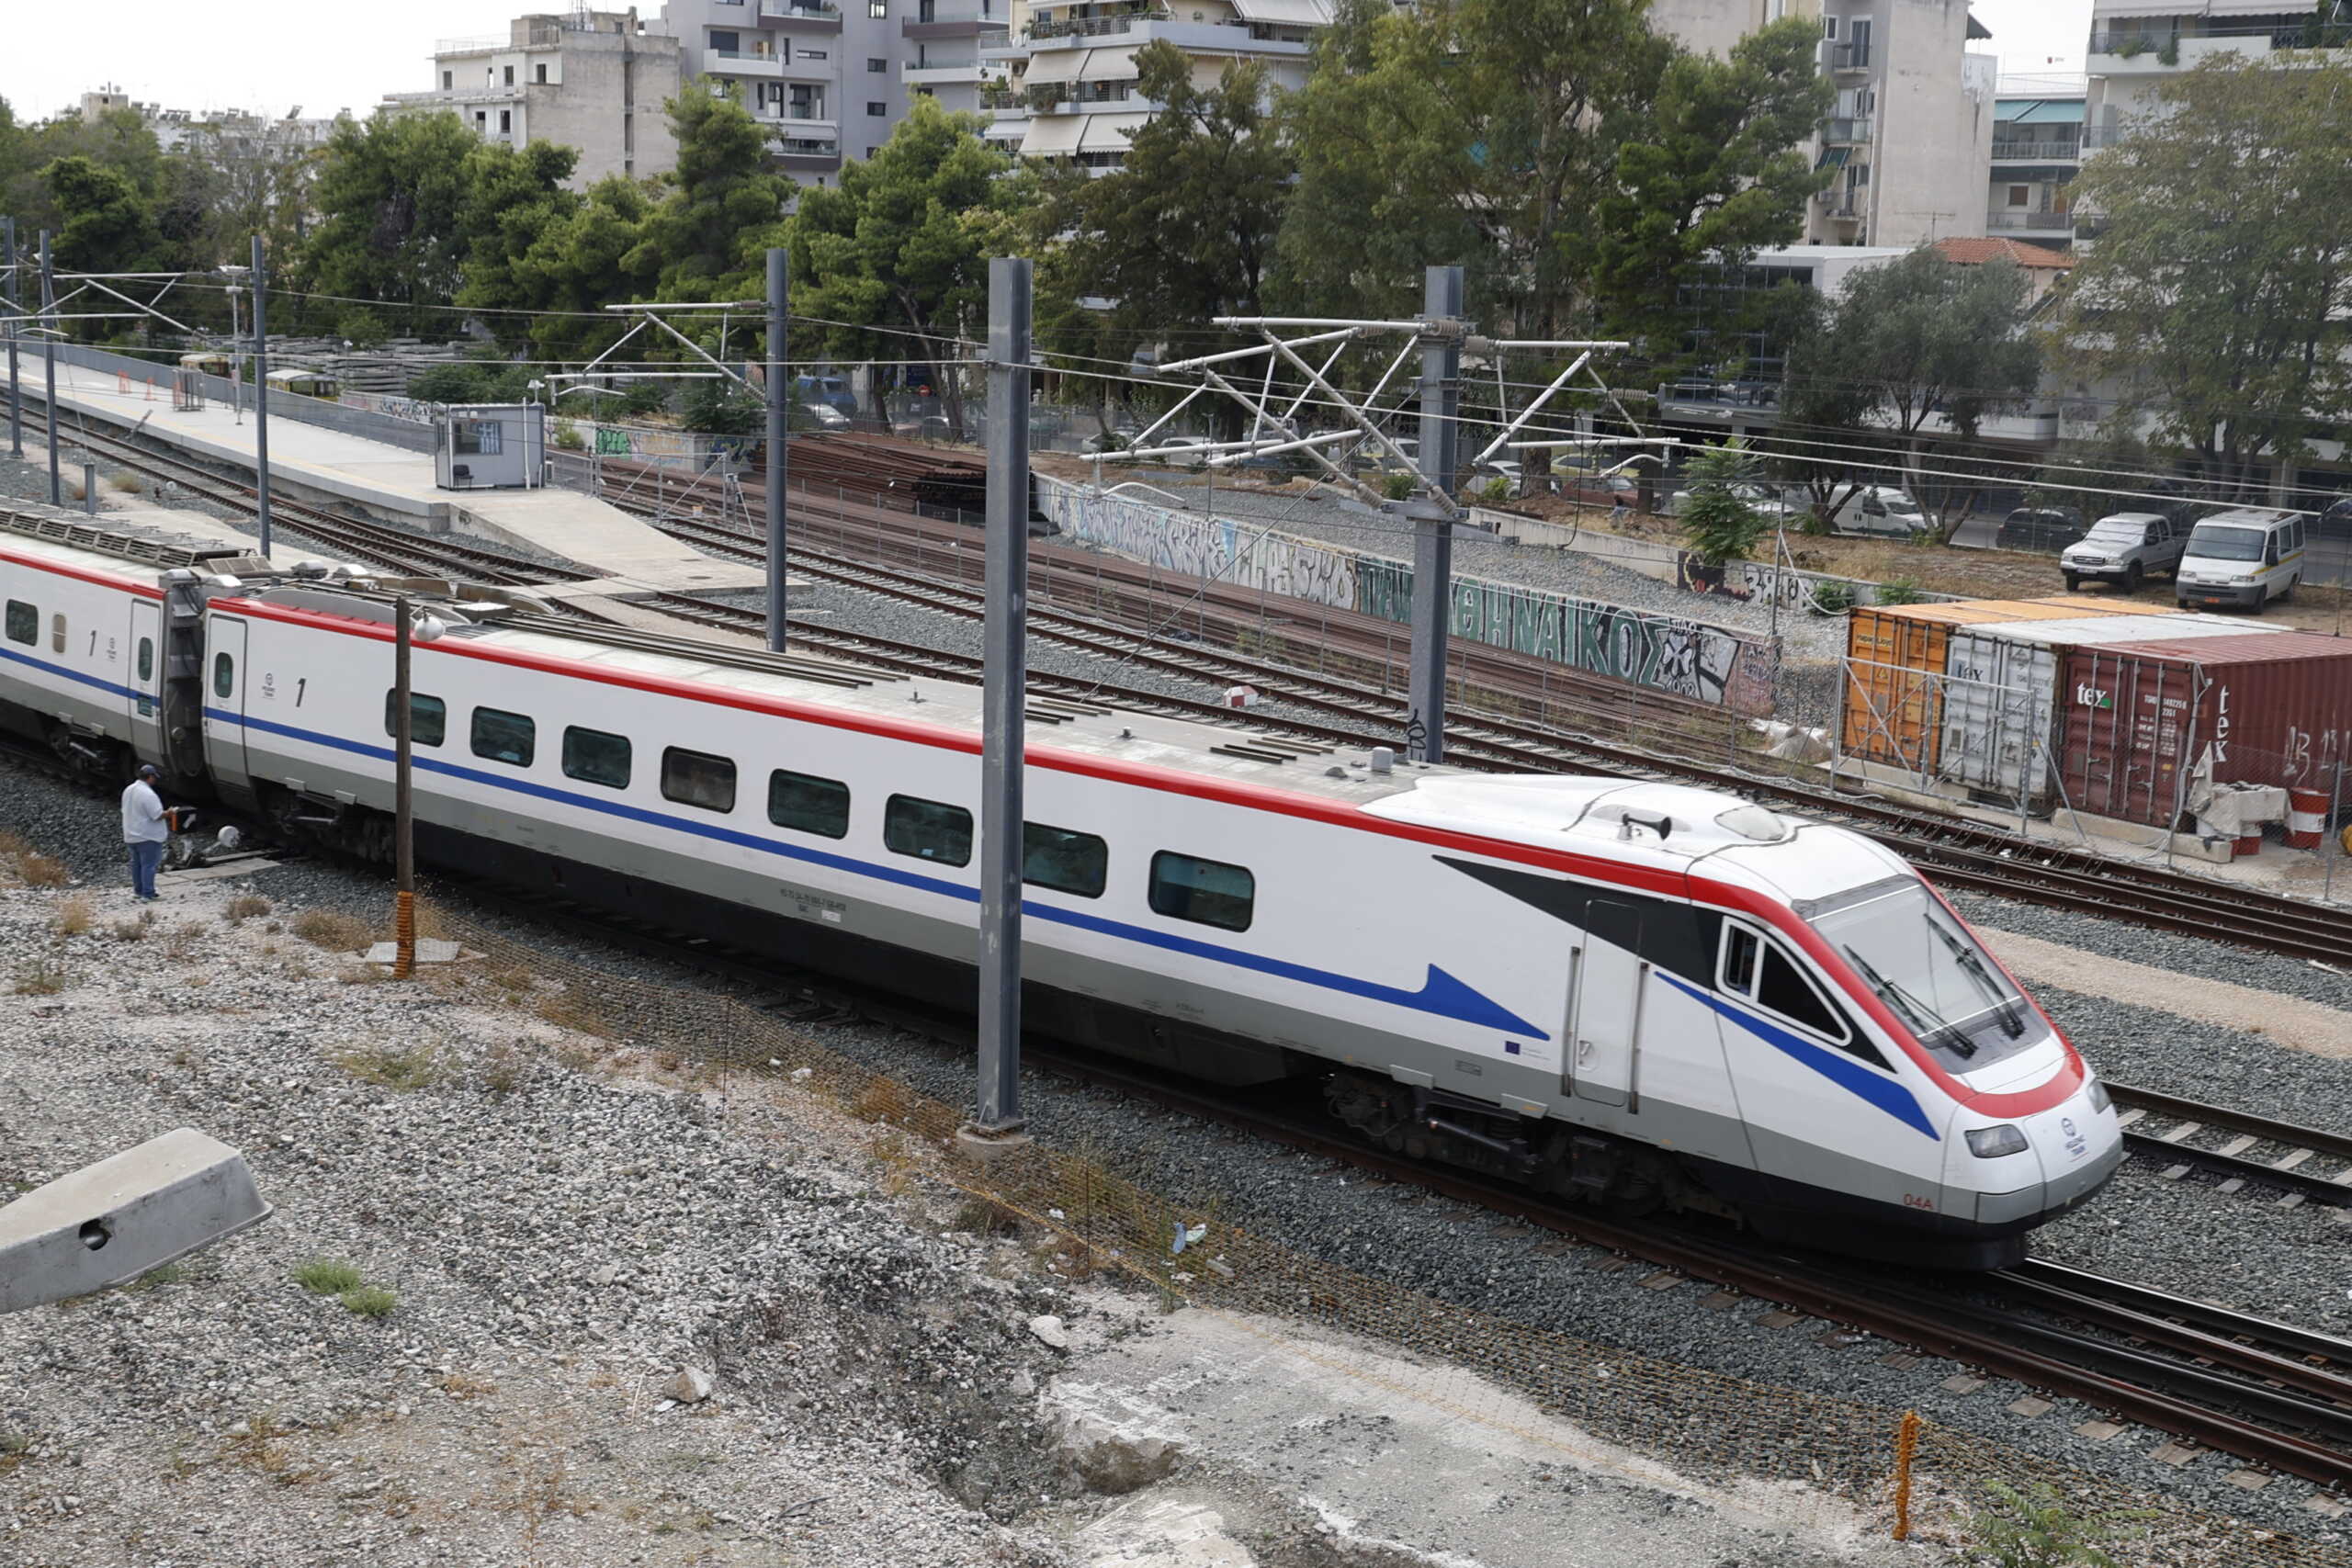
[1149,851,1254,931]
[137,638,153,682]
[1756,944,1844,1041]
[382,691,447,747]
[1023,823,1107,898]
[470,706,536,767]
[212,651,234,699]
[562,726,632,788]
[662,748,736,812]
[50,614,64,653]
[1720,926,1759,995]
[768,769,850,837]
[885,795,972,864]
[3,601,31,645]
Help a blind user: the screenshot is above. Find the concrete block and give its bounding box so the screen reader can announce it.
[1075,1495,1254,1567]
[0,1129,270,1313]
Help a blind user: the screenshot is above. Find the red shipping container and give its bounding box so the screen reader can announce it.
[2057,631,2352,828]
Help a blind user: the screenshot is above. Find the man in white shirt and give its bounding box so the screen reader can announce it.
[121,764,171,900]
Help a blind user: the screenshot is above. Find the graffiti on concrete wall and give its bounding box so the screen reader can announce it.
[1041,479,1773,714]
[338,390,442,426]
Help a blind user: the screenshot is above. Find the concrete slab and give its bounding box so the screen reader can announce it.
[1058,1303,1942,1568]
[24,348,766,595]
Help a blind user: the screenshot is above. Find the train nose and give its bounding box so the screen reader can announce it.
[2028,1104,2124,1221]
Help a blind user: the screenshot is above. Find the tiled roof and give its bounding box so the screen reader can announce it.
[1934,236,2077,269]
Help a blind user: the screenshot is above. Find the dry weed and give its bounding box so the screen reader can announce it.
[290,908,374,953]
[851,1076,911,1125]
[534,989,614,1039]
[335,1044,444,1091]
[223,894,272,923]
[14,852,67,888]
[51,895,94,937]
[11,961,68,997]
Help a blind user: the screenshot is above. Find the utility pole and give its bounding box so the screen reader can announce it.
[250,236,272,558]
[764,246,788,653]
[392,596,417,980]
[967,255,1033,1153]
[40,231,59,507]
[4,218,20,461]
[1408,264,1464,765]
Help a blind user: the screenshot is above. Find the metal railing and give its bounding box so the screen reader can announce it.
[1985,209,2072,231]
[1990,138,2082,161]
[1823,116,1873,143]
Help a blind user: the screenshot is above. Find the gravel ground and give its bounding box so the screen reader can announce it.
[8,761,2339,1551]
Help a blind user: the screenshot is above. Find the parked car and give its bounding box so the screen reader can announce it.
[1833,486,1931,538]
[793,373,858,419]
[2059,512,2186,591]
[1470,459,1526,498]
[798,401,852,432]
[2177,507,2306,610]
[2319,496,2352,541]
[1154,434,1218,468]
[1995,507,2087,554]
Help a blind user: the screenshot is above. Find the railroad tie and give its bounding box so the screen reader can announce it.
[2160,1121,2204,1144]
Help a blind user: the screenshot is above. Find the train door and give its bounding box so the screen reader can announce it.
[1569,900,1644,1109]
[127,599,162,763]
[201,616,252,784]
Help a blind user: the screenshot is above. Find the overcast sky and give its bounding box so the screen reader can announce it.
[1,0,2097,127]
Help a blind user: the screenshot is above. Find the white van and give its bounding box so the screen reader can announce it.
[1830,485,1929,538]
[2175,507,2304,611]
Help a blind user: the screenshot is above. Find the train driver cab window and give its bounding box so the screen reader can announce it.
[562,726,632,789]
[383,691,447,747]
[212,651,235,699]
[4,601,32,646]
[885,795,972,865]
[137,637,154,682]
[470,706,537,767]
[1149,851,1253,931]
[1717,921,1876,1062]
[1756,946,1845,1042]
[662,747,737,812]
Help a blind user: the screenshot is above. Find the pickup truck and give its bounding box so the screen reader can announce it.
[2059,511,2188,591]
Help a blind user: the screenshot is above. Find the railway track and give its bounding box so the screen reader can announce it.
[28,412,592,588]
[2109,1084,2352,1207]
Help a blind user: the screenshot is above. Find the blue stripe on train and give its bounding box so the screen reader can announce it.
[202,704,1551,1041]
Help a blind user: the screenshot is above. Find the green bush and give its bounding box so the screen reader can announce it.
[339,1286,398,1319]
[293,1258,362,1294]
[335,307,389,351]
[1808,581,1855,616]
[552,418,587,452]
[1873,575,1925,605]
[1381,471,1418,502]
[1969,1480,2143,1567]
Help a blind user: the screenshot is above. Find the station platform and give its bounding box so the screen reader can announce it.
[17,349,765,595]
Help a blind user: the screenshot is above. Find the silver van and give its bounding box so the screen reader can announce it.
[2176,508,2304,610]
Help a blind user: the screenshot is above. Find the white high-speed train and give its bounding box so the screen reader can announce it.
[0,514,2122,1268]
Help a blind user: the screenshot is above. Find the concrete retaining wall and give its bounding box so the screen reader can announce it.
[37,342,440,455]
[1473,507,1952,613]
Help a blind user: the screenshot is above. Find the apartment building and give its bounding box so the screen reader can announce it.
[2084,0,2327,143]
[655,0,1006,182]
[381,11,684,186]
[1650,0,1998,248]
[982,0,1327,170]
[80,87,346,157]
[1986,73,2083,247]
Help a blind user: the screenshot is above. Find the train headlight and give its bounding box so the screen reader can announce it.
[2086,1077,2111,1114]
[1965,1124,2030,1159]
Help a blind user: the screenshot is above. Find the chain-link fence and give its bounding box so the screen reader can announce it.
[385,897,2349,1567]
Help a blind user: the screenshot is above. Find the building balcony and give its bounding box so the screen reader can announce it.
[759,0,843,27]
[1826,42,1872,73]
[1986,208,2074,233]
[905,62,986,84]
[760,112,841,134]
[1991,138,2082,163]
[2084,31,2298,73]
[1025,88,1154,114]
[1823,116,1871,144]
[384,87,519,107]
[710,50,789,75]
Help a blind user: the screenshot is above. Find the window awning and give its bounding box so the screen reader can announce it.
[1078,110,1151,152]
[1080,46,1139,81]
[1816,144,1851,169]
[1996,98,2084,126]
[1021,116,1084,155]
[1228,0,1332,23]
[1023,48,1088,85]
[2092,0,2196,17]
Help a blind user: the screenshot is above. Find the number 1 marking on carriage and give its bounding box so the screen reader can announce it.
[294,678,306,707]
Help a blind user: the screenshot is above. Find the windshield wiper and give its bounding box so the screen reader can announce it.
[1844,945,1974,1057]
[1928,919,2027,1040]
